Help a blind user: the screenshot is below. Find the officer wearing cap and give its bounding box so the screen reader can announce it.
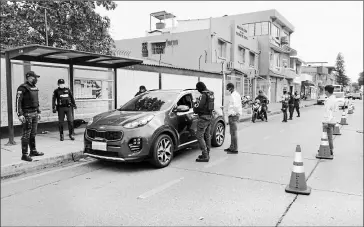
[52,79,77,141]
[16,71,44,162]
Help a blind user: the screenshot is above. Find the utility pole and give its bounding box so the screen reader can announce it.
[44,8,48,46]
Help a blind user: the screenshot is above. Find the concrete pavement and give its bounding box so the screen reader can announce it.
[1,100,362,226]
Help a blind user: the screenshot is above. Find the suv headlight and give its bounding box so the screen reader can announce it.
[87,118,94,126]
[123,115,154,129]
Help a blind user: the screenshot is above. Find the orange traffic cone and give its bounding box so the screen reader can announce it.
[285,145,311,195]
[333,123,341,135]
[339,110,348,125]
[316,125,333,160]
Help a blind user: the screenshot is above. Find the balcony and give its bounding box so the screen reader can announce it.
[269,65,299,80]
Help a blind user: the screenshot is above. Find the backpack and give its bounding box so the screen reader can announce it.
[202,91,215,111]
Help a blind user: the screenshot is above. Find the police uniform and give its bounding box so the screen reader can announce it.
[193,88,214,162]
[288,93,295,120]
[52,79,77,141]
[293,93,301,117]
[281,91,290,122]
[16,71,44,161]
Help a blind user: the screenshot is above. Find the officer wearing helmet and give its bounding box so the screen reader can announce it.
[16,71,44,162]
[193,81,215,162]
[52,79,77,141]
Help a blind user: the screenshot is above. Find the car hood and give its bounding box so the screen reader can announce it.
[91,110,154,126]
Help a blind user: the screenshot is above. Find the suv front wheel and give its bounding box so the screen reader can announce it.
[211,122,225,147]
[150,134,174,168]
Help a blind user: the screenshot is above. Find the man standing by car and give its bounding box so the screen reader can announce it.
[255,90,269,122]
[322,85,337,156]
[135,85,147,97]
[16,71,44,162]
[224,83,242,154]
[193,82,215,162]
[293,91,301,117]
[52,79,77,141]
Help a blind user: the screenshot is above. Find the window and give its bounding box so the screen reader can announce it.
[177,94,193,109]
[248,24,255,36]
[218,39,227,58]
[142,42,148,57]
[271,24,280,40]
[151,42,166,54]
[249,52,255,67]
[238,46,245,63]
[281,31,290,45]
[262,22,270,35]
[255,23,262,36]
[274,52,280,67]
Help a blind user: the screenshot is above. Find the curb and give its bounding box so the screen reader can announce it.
[239,103,316,123]
[1,150,86,180]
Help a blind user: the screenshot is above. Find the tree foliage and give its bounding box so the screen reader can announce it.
[358,72,363,86]
[335,53,350,86]
[0,0,117,55]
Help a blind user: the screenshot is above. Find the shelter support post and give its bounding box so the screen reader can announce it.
[114,68,118,109]
[6,52,16,146]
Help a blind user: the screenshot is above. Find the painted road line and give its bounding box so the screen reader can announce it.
[137,177,184,200]
[204,157,228,168]
[263,135,271,140]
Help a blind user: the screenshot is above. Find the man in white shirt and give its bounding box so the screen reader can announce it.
[224,83,243,154]
[322,85,338,155]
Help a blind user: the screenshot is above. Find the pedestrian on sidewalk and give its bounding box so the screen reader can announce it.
[224,83,242,154]
[293,91,301,117]
[322,85,338,156]
[135,85,147,97]
[288,92,295,120]
[16,71,44,162]
[52,79,77,141]
[280,88,290,122]
[194,82,215,162]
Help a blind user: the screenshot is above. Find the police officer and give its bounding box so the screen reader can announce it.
[135,85,147,97]
[293,91,301,117]
[193,82,215,162]
[281,88,290,123]
[288,91,295,120]
[52,79,77,141]
[16,71,44,162]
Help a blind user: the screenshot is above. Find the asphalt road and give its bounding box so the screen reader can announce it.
[1,100,363,226]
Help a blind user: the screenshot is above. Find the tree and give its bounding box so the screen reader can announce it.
[335,53,350,86]
[358,72,364,86]
[0,1,117,55]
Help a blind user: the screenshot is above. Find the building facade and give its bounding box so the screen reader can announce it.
[301,65,337,97]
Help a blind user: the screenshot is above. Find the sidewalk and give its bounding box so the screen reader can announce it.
[1,100,316,180]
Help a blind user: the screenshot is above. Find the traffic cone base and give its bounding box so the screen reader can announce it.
[333,124,341,135]
[316,146,334,160]
[348,109,353,114]
[340,118,348,125]
[285,145,311,195]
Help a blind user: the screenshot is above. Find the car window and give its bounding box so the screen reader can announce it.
[177,94,193,109]
[119,91,179,111]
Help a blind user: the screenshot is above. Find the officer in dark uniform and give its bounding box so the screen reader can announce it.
[193,82,215,162]
[293,91,301,117]
[52,79,77,141]
[288,92,295,120]
[135,85,147,97]
[16,71,44,162]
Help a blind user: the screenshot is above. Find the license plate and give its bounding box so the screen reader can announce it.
[92,141,107,151]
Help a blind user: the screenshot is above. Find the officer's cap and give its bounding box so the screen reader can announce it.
[58,79,65,84]
[25,71,40,78]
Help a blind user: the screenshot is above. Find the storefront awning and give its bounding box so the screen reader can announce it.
[302,80,315,86]
[2,44,143,68]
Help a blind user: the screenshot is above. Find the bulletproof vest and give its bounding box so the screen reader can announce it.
[21,83,39,109]
[201,91,215,114]
[57,88,71,106]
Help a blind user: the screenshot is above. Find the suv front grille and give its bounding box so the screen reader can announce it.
[86,129,123,141]
[85,149,119,158]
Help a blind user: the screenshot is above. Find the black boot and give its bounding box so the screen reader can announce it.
[21,141,32,162]
[68,121,75,141]
[196,151,209,162]
[29,137,44,157]
[59,123,64,141]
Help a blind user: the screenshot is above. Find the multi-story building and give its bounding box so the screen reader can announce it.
[302,64,337,96]
[115,9,301,102]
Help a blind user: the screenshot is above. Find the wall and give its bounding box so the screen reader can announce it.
[115,29,212,71]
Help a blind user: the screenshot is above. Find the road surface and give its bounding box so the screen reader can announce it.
[1,100,363,226]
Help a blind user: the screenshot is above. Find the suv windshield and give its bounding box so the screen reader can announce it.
[119,91,179,111]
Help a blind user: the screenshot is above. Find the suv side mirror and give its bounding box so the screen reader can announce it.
[175,105,190,113]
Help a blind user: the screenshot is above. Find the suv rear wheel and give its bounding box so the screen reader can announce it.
[212,122,225,147]
[150,134,174,168]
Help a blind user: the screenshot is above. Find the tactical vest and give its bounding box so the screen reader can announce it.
[201,91,215,114]
[20,83,39,110]
[57,88,71,107]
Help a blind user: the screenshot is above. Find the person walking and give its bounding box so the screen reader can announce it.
[281,88,290,122]
[16,71,44,162]
[288,92,295,120]
[224,83,242,154]
[193,82,215,162]
[322,85,337,155]
[52,79,77,141]
[293,91,301,117]
[135,85,147,97]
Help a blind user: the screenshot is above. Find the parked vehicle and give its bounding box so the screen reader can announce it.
[317,94,327,105]
[351,92,362,100]
[83,89,226,168]
[334,92,348,109]
[345,93,352,99]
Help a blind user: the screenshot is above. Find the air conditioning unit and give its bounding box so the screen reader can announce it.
[227,61,234,70]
